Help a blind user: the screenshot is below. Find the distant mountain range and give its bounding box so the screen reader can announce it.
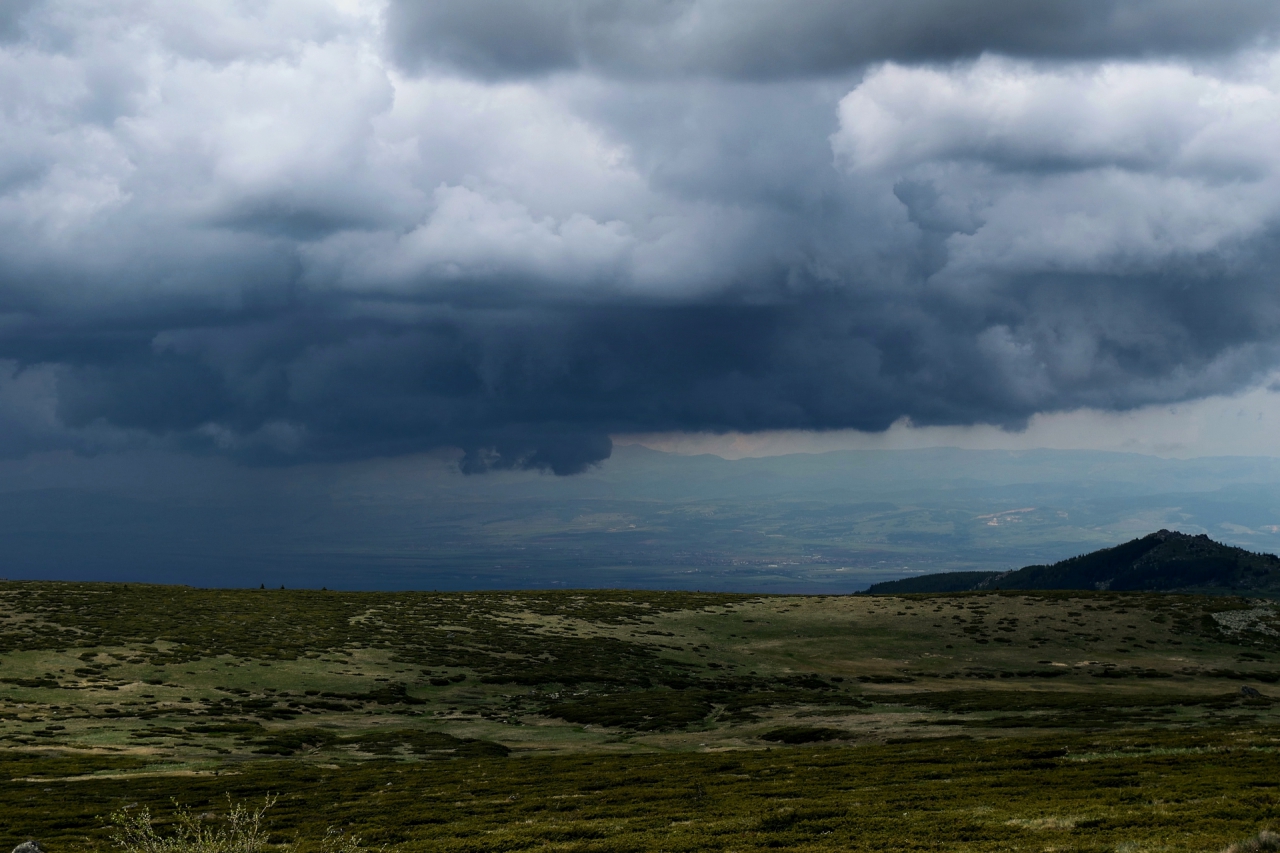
[865,530,1280,595]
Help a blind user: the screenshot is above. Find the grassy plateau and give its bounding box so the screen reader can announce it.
[1,582,1278,852]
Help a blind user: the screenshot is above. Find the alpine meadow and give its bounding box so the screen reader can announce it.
[2,571,1280,852]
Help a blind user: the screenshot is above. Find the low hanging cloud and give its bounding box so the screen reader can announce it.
[0,1,1278,473]
[386,0,1280,79]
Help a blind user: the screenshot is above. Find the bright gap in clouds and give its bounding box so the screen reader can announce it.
[617,376,1280,460]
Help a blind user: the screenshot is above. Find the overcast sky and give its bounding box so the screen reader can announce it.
[2,0,1280,475]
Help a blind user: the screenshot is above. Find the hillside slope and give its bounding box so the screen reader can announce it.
[866,530,1280,594]
[1,581,1278,853]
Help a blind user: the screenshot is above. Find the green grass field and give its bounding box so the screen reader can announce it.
[1,582,1278,851]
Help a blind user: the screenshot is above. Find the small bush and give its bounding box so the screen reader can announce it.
[109,797,273,853]
[1223,831,1280,853]
[760,726,849,744]
[320,828,378,853]
[109,797,378,853]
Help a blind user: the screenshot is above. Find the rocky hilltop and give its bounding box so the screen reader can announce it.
[866,530,1280,595]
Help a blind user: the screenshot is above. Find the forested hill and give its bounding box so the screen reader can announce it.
[865,530,1280,595]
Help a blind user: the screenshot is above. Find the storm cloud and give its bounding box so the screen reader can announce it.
[0,1,1279,473]
[386,0,1280,78]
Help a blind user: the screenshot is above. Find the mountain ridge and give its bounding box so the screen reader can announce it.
[865,529,1280,595]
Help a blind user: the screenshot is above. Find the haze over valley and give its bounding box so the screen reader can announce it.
[5,445,1280,592]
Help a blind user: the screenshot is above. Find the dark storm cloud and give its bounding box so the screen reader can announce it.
[386,0,1280,79]
[19,240,1280,474]
[0,2,1279,474]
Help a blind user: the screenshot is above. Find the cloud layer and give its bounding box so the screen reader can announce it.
[387,0,1280,78]
[0,0,1279,472]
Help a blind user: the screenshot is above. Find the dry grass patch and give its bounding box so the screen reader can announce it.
[1223,831,1280,853]
[1006,816,1081,830]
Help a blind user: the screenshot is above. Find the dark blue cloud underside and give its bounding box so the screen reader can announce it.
[388,0,1280,79]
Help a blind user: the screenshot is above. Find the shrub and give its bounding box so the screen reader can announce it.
[1223,831,1280,853]
[109,797,377,853]
[759,726,849,744]
[109,797,273,853]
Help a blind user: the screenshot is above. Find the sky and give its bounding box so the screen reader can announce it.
[618,376,1280,459]
[3,0,1280,477]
